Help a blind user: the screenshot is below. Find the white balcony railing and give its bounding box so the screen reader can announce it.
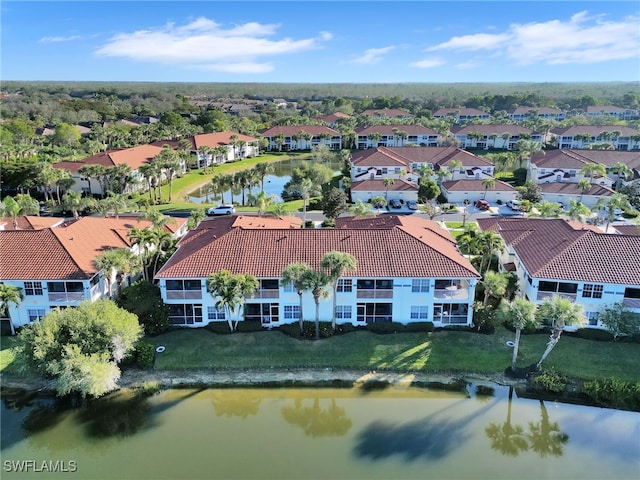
[434,288,470,300]
[622,298,640,309]
[537,291,577,301]
[166,291,202,300]
[48,292,85,302]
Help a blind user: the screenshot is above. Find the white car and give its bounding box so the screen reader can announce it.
[506,200,520,211]
[207,205,235,216]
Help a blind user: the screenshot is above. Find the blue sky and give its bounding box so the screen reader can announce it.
[2,1,639,83]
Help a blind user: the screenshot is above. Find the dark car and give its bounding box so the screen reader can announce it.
[389,199,402,209]
[474,200,490,211]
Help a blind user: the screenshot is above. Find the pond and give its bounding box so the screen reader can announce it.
[2,383,639,480]
[188,157,343,204]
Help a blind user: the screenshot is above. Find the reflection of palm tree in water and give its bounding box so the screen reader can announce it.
[485,386,529,456]
[212,391,261,418]
[282,396,352,437]
[527,400,569,457]
[354,397,497,461]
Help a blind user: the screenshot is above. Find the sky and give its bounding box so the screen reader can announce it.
[2,1,639,83]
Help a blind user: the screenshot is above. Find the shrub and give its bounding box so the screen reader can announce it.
[125,340,155,369]
[532,367,567,393]
[117,280,169,336]
[404,322,435,333]
[321,218,336,228]
[236,321,265,333]
[575,328,614,342]
[367,322,406,334]
[206,322,234,334]
[278,321,334,339]
[582,378,640,410]
[473,303,498,334]
[303,220,315,229]
[136,381,162,396]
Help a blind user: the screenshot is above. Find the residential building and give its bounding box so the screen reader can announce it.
[432,108,491,123]
[315,112,352,127]
[538,182,614,209]
[0,215,188,330]
[477,217,640,328]
[189,131,260,168]
[259,125,341,151]
[451,125,543,150]
[440,179,517,205]
[155,215,479,328]
[350,179,418,205]
[350,146,494,184]
[360,108,413,119]
[549,126,639,151]
[585,106,639,121]
[507,107,566,122]
[354,126,439,149]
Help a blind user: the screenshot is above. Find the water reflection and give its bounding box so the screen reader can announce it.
[527,400,569,457]
[212,390,262,418]
[282,396,352,437]
[485,387,529,456]
[354,399,495,462]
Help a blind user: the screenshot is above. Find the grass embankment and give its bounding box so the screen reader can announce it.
[3,327,639,383]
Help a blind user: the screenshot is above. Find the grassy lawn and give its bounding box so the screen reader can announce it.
[444,221,467,229]
[147,327,640,382]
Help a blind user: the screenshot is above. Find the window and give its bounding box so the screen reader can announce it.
[166,280,201,291]
[207,306,226,320]
[169,304,203,325]
[582,284,603,299]
[335,305,352,319]
[412,279,429,293]
[283,305,300,320]
[337,279,352,292]
[586,311,599,326]
[27,309,46,322]
[283,282,295,293]
[24,281,43,296]
[260,279,279,290]
[411,306,429,320]
[357,279,393,290]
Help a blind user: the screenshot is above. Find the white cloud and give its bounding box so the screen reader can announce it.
[351,46,395,65]
[94,17,331,73]
[426,11,640,66]
[410,57,446,69]
[454,60,480,70]
[39,35,81,43]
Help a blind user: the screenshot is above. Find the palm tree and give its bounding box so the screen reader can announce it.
[515,140,542,169]
[79,164,108,198]
[249,191,276,217]
[370,195,387,215]
[481,271,508,307]
[576,178,591,203]
[533,201,561,218]
[485,387,529,457]
[383,178,395,202]
[527,401,569,457]
[498,298,539,372]
[206,270,259,332]
[579,163,606,186]
[349,200,374,218]
[0,283,23,335]
[609,161,632,189]
[566,198,591,223]
[300,269,332,340]
[595,193,632,233]
[60,191,95,219]
[253,162,275,192]
[155,146,181,202]
[536,295,586,369]
[481,177,496,200]
[320,251,357,331]
[129,227,154,280]
[1,195,34,229]
[477,231,504,275]
[281,263,311,333]
[94,248,138,298]
[297,178,316,224]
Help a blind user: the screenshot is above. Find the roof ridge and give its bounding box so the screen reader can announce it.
[48,227,91,278]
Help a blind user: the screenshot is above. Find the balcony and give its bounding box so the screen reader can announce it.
[537,291,577,301]
[434,287,470,300]
[48,292,85,302]
[246,289,279,299]
[622,298,640,309]
[166,290,202,300]
[356,290,393,299]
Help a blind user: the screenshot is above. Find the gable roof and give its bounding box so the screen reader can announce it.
[477,217,640,285]
[350,146,492,169]
[315,113,351,123]
[0,216,64,231]
[259,125,339,136]
[192,131,259,150]
[441,179,515,192]
[361,109,412,117]
[350,179,418,192]
[156,215,479,280]
[451,124,535,135]
[550,126,639,136]
[539,182,614,196]
[55,144,165,173]
[355,125,437,136]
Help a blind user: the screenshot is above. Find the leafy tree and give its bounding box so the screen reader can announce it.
[498,298,540,372]
[516,180,542,203]
[536,296,586,369]
[321,188,349,220]
[18,299,142,398]
[300,269,332,340]
[187,208,206,230]
[281,263,311,333]
[0,283,23,335]
[481,271,508,307]
[349,200,374,218]
[320,251,357,331]
[597,302,640,341]
[206,270,259,332]
[52,122,81,147]
[117,280,169,335]
[418,178,440,203]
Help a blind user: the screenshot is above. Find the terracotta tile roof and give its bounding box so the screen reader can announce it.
[0,216,169,280]
[433,108,488,116]
[156,216,478,280]
[451,124,535,135]
[550,126,639,136]
[613,225,640,236]
[351,146,491,169]
[539,182,614,196]
[0,216,63,230]
[350,179,418,192]
[355,125,436,135]
[477,218,640,285]
[508,107,565,115]
[55,144,165,173]
[441,179,515,192]
[586,106,628,114]
[259,125,339,136]
[315,113,351,123]
[193,131,259,149]
[532,149,640,174]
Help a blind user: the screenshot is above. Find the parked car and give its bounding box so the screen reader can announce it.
[506,200,520,211]
[474,200,490,211]
[206,205,235,216]
[389,199,402,209]
[407,200,418,210]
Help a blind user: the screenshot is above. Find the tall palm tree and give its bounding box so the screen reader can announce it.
[297,178,316,224]
[609,161,632,189]
[498,298,539,372]
[595,193,632,233]
[0,283,23,335]
[300,269,332,340]
[481,177,496,200]
[1,195,35,229]
[320,251,357,331]
[60,191,95,219]
[481,271,508,307]
[576,178,591,203]
[536,295,586,368]
[79,164,108,198]
[206,270,259,332]
[477,231,504,275]
[281,263,311,333]
[383,178,395,202]
[253,162,275,192]
[94,248,138,298]
[579,162,606,185]
[129,227,154,280]
[515,140,542,169]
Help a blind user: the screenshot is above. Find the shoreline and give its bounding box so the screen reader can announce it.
[1,367,527,394]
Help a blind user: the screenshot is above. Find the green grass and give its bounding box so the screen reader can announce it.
[147,326,640,382]
[444,221,467,229]
[0,336,27,374]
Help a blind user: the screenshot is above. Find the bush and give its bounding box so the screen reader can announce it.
[206,322,234,334]
[404,322,435,333]
[125,340,155,369]
[321,218,336,228]
[117,281,169,336]
[582,378,640,410]
[367,322,406,334]
[278,321,334,339]
[303,220,315,229]
[307,198,323,211]
[473,303,499,334]
[575,328,614,342]
[532,367,567,393]
[236,321,265,333]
